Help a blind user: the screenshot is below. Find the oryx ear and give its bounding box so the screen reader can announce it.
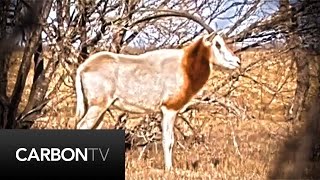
[203,32,217,46]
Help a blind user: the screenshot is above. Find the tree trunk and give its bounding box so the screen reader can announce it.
[0,0,53,129]
[287,49,310,121]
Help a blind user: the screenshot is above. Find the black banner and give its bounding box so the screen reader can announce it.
[0,130,125,178]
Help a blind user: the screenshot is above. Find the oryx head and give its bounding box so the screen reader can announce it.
[203,32,241,69]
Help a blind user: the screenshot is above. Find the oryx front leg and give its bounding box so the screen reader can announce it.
[161,106,178,171]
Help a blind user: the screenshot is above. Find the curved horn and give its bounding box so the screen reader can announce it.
[204,32,217,42]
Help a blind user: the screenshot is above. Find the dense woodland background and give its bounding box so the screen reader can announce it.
[0,0,320,179]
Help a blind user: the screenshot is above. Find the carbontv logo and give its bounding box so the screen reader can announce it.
[0,130,124,177]
[15,147,110,162]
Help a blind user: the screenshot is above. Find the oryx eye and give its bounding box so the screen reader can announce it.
[216,42,221,49]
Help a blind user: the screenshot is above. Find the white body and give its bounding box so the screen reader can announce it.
[75,33,241,170]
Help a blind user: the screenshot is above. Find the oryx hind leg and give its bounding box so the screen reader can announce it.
[94,103,116,129]
[76,97,115,129]
[76,105,105,129]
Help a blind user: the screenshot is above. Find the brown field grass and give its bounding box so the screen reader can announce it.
[7,47,320,179]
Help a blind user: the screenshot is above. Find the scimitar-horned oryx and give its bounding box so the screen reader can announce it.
[74,32,241,170]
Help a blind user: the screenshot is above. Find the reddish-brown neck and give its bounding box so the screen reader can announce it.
[163,38,211,110]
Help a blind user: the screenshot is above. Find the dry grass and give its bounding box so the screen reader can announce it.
[7,47,320,179]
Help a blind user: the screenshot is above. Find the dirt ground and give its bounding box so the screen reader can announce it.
[7,47,320,179]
